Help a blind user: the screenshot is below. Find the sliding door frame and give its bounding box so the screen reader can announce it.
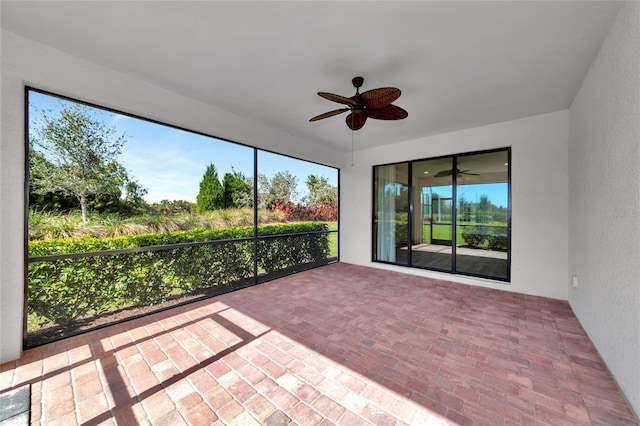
[372,147,511,282]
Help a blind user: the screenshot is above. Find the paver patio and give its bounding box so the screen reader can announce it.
[1,262,637,425]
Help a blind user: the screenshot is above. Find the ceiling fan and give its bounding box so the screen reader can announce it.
[309,76,408,130]
[433,168,479,178]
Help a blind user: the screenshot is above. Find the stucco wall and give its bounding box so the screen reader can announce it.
[340,110,570,300]
[0,30,342,362]
[568,2,640,415]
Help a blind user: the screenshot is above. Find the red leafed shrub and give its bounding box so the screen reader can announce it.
[271,202,337,222]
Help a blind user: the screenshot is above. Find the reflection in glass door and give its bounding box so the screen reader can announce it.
[411,158,453,270]
[430,196,453,245]
[373,163,409,265]
[455,151,509,279]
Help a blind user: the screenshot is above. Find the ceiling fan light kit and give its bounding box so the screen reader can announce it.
[310,76,408,130]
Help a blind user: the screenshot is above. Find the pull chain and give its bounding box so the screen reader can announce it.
[351,129,354,166]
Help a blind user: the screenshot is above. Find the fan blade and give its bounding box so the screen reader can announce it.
[460,171,479,176]
[365,104,408,120]
[309,108,350,122]
[346,111,367,130]
[433,170,453,178]
[318,92,359,107]
[359,87,401,109]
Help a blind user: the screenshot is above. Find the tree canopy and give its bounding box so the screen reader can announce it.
[196,164,224,213]
[268,171,298,205]
[29,103,144,222]
[305,175,337,205]
[222,169,252,209]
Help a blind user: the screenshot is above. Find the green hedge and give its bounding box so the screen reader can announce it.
[28,223,329,326]
[461,225,507,251]
[373,219,409,247]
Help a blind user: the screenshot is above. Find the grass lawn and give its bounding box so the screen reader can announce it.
[328,222,338,257]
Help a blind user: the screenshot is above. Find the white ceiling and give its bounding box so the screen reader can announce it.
[1,1,621,153]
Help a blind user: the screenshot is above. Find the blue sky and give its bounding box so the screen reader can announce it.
[426,183,508,209]
[28,90,506,207]
[29,91,338,203]
[457,183,508,208]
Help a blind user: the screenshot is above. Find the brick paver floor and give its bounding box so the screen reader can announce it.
[1,263,637,425]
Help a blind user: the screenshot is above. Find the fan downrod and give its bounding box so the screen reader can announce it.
[352,76,364,89]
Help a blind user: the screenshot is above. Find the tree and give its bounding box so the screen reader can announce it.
[476,195,492,224]
[233,175,255,208]
[257,174,271,208]
[268,171,298,205]
[458,193,471,223]
[122,180,149,215]
[28,148,78,212]
[492,206,508,223]
[305,175,337,205]
[151,199,196,215]
[196,164,224,213]
[30,104,135,222]
[237,171,299,209]
[222,169,252,209]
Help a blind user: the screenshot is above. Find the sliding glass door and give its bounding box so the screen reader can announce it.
[373,163,408,265]
[455,151,509,279]
[411,157,453,270]
[373,148,510,281]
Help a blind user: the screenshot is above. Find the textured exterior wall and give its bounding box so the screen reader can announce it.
[568,2,640,416]
[341,110,570,300]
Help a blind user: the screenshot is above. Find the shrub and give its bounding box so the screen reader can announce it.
[487,227,508,251]
[462,226,508,250]
[373,219,408,247]
[487,235,508,251]
[271,202,337,222]
[258,223,329,273]
[28,222,329,326]
[395,220,408,246]
[461,226,489,248]
[28,207,288,240]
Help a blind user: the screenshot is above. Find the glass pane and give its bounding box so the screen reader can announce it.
[411,157,454,270]
[27,90,255,244]
[455,150,509,279]
[256,233,331,283]
[26,89,256,345]
[373,163,409,264]
[25,89,340,347]
[256,150,338,278]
